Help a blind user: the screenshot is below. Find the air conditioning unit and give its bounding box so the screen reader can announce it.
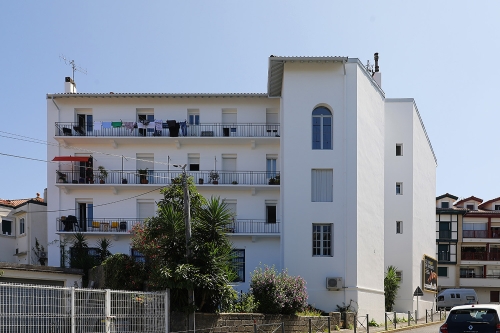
[39,251,47,259]
[326,277,343,290]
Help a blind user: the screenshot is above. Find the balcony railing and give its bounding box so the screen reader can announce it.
[438,252,450,261]
[224,220,280,234]
[438,230,452,239]
[57,217,280,234]
[57,217,144,233]
[55,122,280,138]
[56,170,281,186]
[460,274,500,279]
[461,252,500,261]
[463,230,500,238]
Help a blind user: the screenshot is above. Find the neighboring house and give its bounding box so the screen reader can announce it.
[437,195,500,303]
[46,54,436,320]
[0,192,48,265]
[0,262,82,287]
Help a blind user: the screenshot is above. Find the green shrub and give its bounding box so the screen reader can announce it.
[297,304,323,316]
[368,319,380,327]
[102,253,147,291]
[334,325,340,331]
[250,265,308,314]
[224,291,258,313]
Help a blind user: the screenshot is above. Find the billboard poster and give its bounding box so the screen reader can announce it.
[423,254,438,292]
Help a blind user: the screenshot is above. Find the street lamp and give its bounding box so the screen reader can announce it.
[173,164,195,332]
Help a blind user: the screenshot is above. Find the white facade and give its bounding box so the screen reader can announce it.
[0,194,48,265]
[46,55,436,321]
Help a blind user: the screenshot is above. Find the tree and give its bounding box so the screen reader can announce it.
[131,175,237,313]
[384,265,400,311]
[69,232,99,287]
[102,253,147,291]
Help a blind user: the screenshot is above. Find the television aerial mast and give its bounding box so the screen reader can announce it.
[59,55,87,81]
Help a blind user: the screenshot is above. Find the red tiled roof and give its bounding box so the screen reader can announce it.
[0,194,44,208]
[478,196,500,210]
[454,196,483,206]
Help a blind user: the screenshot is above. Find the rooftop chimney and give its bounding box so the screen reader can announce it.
[64,76,77,93]
[372,52,381,87]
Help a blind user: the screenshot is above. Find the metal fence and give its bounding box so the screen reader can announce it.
[0,282,168,333]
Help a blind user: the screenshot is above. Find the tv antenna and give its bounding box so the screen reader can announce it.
[59,55,87,80]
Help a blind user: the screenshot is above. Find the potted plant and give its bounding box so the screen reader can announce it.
[98,166,108,184]
[209,171,219,184]
[56,170,67,183]
[231,180,238,185]
[269,174,280,185]
[122,178,128,184]
[138,168,149,184]
[199,178,204,185]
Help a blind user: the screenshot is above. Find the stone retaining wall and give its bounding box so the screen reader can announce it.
[171,312,355,333]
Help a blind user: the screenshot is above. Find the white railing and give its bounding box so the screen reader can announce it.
[0,282,168,332]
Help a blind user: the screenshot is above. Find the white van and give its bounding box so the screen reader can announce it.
[436,289,478,310]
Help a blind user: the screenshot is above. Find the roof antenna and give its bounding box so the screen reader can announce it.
[59,55,87,81]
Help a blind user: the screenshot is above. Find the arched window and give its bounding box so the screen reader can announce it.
[312,107,332,149]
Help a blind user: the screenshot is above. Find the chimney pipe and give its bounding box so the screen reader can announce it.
[374,53,379,73]
[64,76,77,93]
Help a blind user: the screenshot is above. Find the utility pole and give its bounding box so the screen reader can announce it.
[177,164,195,333]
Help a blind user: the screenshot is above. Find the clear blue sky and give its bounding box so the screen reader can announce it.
[0,1,498,201]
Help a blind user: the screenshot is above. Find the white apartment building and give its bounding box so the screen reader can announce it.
[437,194,500,303]
[46,55,436,320]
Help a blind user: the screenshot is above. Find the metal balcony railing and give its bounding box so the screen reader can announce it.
[224,220,280,234]
[55,122,280,138]
[56,170,281,186]
[461,252,500,261]
[57,217,144,233]
[463,230,488,238]
[57,217,280,234]
[438,230,452,239]
[438,252,450,261]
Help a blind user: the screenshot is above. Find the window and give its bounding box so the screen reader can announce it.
[311,169,333,202]
[495,205,500,211]
[491,291,499,303]
[188,109,200,136]
[312,224,332,256]
[312,107,332,149]
[266,155,277,178]
[438,244,450,261]
[396,271,402,283]
[438,267,448,277]
[188,153,200,171]
[136,154,154,184]
[396,144,403,156]
[450,293,455,299]
[266,205,277,224]
[131,248,146,263]
[231,249,245,282]
[396,221,403,234]
[466,204,474,210]
[396,182,403,195]
[441,202,450,208]
[439,222,451,239]
[1,220,12,235]
[19,218,25,235]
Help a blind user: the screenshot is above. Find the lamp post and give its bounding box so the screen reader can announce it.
[174,164,195,332]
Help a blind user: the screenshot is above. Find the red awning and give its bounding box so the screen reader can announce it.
[52,156,91,162]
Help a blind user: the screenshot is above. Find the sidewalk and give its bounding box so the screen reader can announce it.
[344,311,445,333]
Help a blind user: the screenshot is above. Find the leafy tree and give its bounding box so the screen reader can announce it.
[95,237,113,263]
[69,232,99,286]
[384,265,400,311]
[102,253,147,291]
[131,175,237,313]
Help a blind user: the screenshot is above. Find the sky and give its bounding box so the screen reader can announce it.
[0,1,499,201]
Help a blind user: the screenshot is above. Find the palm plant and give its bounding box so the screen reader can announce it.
[384,265,401,311]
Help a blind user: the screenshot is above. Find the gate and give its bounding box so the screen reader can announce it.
[254,322,284,333]
[308,317,331,333]
[0,282,168,333]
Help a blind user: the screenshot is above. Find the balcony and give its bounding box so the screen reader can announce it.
[55,170,281,187]
[460,275,500,288]
[438,252,451,261]
[57,217,280,235]
[463,230,500,239]
[461,252,500,261]
[438,230,453,239]
[55,122,280,138]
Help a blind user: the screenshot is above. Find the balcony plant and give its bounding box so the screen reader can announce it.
[138,168,149,184]
[209,171,219,184]
[56,170,67,183]
[97,166,108,184]
[269,174,280,185]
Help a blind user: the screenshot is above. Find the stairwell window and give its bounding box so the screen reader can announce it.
[396,144,403,156]
[396,182,403,195]
[396,221,403,234]
[231,249,245,282]
[312,224,332,256]
[19,218,25,235]
[312,107,332,149]
[312,169,333,202]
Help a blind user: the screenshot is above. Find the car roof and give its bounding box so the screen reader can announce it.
[451,304,500,311]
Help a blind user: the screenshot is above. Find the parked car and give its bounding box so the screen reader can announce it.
[439,304,500,333]
[437,288,478,310]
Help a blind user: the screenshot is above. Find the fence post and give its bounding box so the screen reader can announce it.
[394,311,396,329]
[354,314,357,333]
[105,289,111,333]
[254,321,257,333]
[309,318,312,333]
[165,289,170,333]
[328,316,331,333]
[426,309,428,323]
[366,314,369,333]
[71,287,76,333]
[385,312,388,331]
[408,311,410,327]
[282,322,285,333]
